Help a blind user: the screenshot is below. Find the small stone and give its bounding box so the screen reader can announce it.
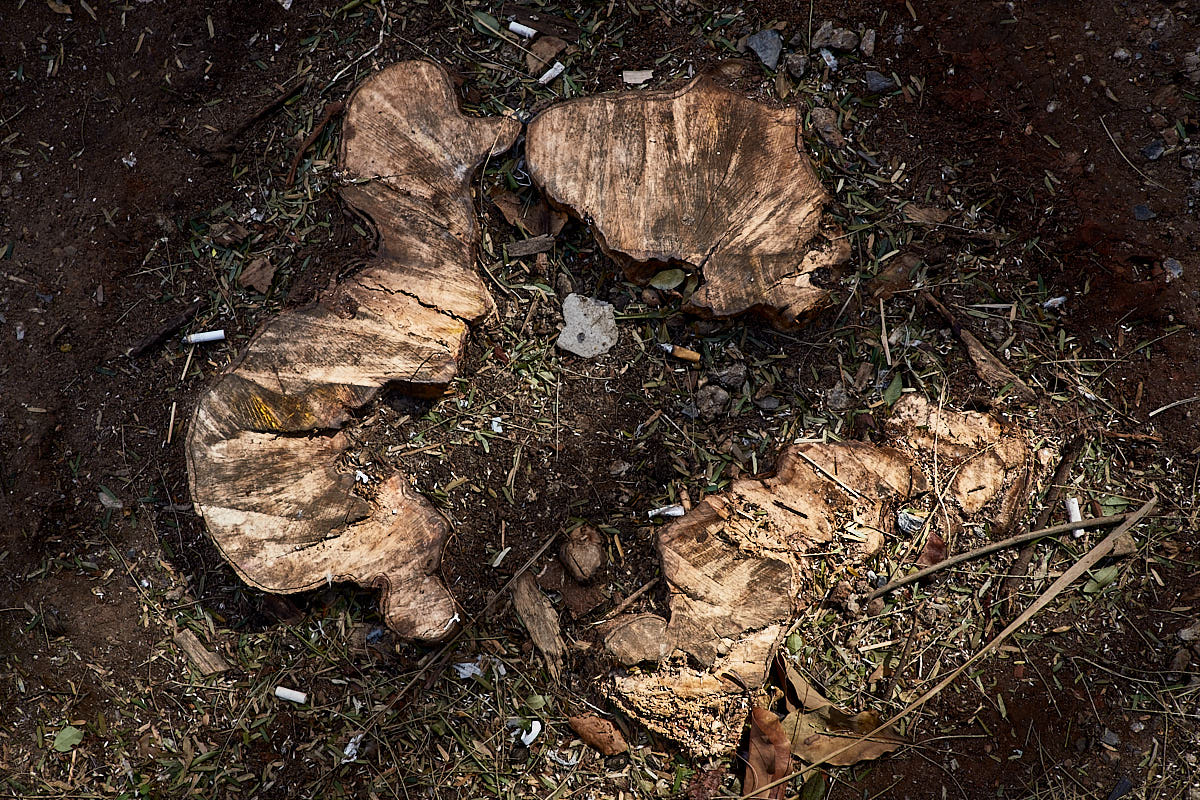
[1164,258,1183,281]
[1142,140,1165,161]
[694,384,730,421]
[753,396,781,410]
[1112,47,1131,61]
[785,52,809,79]
[810,20,836,48]
[810,106,844,147]
[560,525,606,582]
[557,294,618,358]
[554,272,574,297]
[710,362,747,389]
[1101,729,1121,748]
[746,29,783,71]
[864,70,895,93]
[811,20,858,51]
[1133,204,1156,221]
[860,29,876,57]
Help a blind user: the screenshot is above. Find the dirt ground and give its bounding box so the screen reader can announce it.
[2,1,1198,798]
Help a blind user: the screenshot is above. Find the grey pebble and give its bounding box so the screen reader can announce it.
[556,294,618,358]
[865,70,895,93]
[1142,140,1165,161]
[860,29,876,57]
[710,362,748,390]
[695,384,730,421]
[746,29,783,71]
[785,52,809,79]
[1133,204,1157,221]
[1164,258,1183,281]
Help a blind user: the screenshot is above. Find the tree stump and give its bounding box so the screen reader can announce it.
[186,62,519,641]
[525,75,850,328]
[603,395,1034,756]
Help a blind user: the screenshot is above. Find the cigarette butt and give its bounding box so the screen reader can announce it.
[660,343,700,363]
[183,329,225,344]
[538,61,566,85]
[508,21,537,37]
[1065,496,1084,538]
[274,686,307,704]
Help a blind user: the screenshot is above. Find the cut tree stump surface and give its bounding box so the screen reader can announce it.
[604,395,1037,756]
[526,75,850,328]
[186,61,519,641]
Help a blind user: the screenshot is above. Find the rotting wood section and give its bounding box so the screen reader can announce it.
[525,75,850,328]
[604,395,1037,756]
[186,61,519,641]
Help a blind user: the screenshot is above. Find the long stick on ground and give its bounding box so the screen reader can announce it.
[866,511,1134,600]
[740,496,1156,799]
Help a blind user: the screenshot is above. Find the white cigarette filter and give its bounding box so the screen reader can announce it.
[274,686,307,704]
[183,329,225,344]
[508,21,537,38]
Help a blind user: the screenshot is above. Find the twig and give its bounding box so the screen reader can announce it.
[599,578,658,621]
[284,101,345,188]
[1000,436,1084,612]
[126,299,202,357]
[740,497,1156,799]
[1148,394,1200,418]
[793,448,865,500]
[866,510,1133,601]
[1099,116,1166,190]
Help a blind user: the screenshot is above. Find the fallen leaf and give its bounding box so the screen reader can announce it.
[568,714,628,755]
[649,268,685,291]
[745,708,791,799]
[491,190,566,238]
[780,661,833,711]
[916,530,947,567]
[52,726,84,752]
[526,36,568,74]
[239,256,276,294]
[781,705,902,766]
[903,205,951,225]
[47,0,72,13]
[208,221,250,246]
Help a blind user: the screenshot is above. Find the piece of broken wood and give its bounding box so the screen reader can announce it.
[173,629,230,675]
[922,291,1036,401]
[526,74,849,328]
[511,573,565,681]
[186,61,519,641]
[567,714,628,756]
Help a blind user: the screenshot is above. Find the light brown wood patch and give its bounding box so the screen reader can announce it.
[526,75,849,328]
[185,62,519,641]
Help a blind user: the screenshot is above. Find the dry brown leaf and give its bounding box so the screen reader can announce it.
[239,256,276,294]
[903,204,951,225]
[916,530,947,567]
[958,328,1037,400]
[526,36,568,74]
[781,705,903,766]
[490,190,566,238]
[745,708,791,799]
[567,714,628,755]
[781,662,833,711]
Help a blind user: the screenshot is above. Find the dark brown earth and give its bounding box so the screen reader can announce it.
[1,1,1197,797]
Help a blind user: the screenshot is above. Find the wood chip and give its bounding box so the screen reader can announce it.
[173,629,230,675]
[511,573,565,681]
[568,714,628,755]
